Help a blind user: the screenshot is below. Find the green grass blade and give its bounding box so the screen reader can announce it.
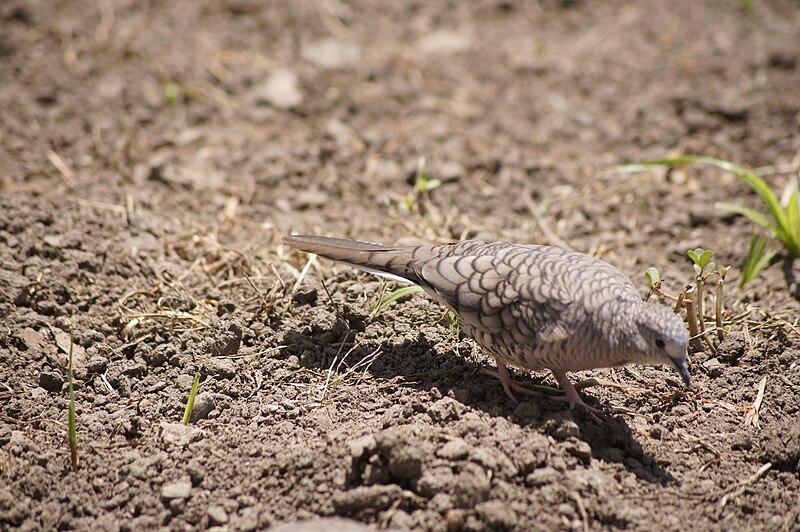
[372,285,423,315]
[741,234,775,286]
[714,202,777,233]
[67,330,78,472]
[620,155,795,255]
[784,191,800,257]
[182,370,201,425]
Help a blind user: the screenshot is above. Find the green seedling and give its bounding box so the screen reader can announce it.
[401,157,442,215]
[164,81,181,105]
[372,285,423,317]
[67,330,78,472]
[646,248,730,352]
[740,234,776,287]
[620,155,800,258]
[181,369,202,425]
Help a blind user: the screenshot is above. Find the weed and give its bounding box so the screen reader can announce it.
[181,369,201,425]
[647,248,729,352]
[401,157,442,215]
[620,155,800,258]
[740,234,776,287]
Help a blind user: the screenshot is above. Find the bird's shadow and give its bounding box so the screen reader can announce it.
[281,319,677,485]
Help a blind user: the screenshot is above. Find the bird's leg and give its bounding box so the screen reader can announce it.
[480,359,544,401]
[550,370,605,423]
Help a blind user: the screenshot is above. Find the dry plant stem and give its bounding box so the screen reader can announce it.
[715,278,725,342]
[695,278,706,337]
[683,287,704,352]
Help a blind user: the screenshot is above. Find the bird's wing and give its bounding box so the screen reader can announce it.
[414,253,578,348]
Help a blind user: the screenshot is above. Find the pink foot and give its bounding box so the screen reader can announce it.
[551,370,605,424]
[480,361,544,402]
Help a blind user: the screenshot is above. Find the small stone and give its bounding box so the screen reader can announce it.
[259,68,303,109]
[38,371,64,392]
[207,505,229,526]
[189,393,215,423]
[349,435,377,458]
[427,397,461,422]
[331,485,403,515]
[545,417,580,440]
[161,477,192,500]
[416,30,472,55]
[564,438,592,464]
[525,466,560,487]
[160,422,204,446]
[268,517,372,532]
[301,39,361,69]
[206,357,237,379]
[476,500,518,529]
[437,438,471,460]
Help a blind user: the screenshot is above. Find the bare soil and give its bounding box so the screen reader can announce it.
[2,1,800,530]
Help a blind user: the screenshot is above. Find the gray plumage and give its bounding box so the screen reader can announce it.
[284,235,690,421]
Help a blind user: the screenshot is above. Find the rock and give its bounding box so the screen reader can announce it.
[427,397,461,422]
[259,68,303,109]
[206,357,237,379]
[268,517,373,532]
[211,321,242,356]
[476,500,518,529]
[159,422,204,446]
[17,328,45,350]
[525,466,560,487]
[349,435,377,458]
[545,416,580,440]
[207,505,229,526]
[331,484,403,514]
[437,438,471,460]
[452,463,491,507]
[161,477,192,500]
[416,30,472,55]
[564,438,592,464]
[301,39,361,69]
[38,371,64,392]
[189,393,215,423]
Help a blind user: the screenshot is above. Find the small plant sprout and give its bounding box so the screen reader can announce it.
[740,234,776,287]
[401,157,442,215]
[646,248,730,353]
[67,329,78,472]
[181,369,202,425]
[620,155,800,258]
[371,285,423,318]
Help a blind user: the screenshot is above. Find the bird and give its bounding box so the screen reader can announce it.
[283,235,690,422]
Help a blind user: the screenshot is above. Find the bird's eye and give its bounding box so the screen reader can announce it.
[655,338,666,349]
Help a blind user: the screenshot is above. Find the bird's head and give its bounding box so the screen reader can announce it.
[631,303,691,386]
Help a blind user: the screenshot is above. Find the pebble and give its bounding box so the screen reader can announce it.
[161,477,192,500]
[331,484,402,514]
[436,438,471,460]
[564,438,593,464]
[525,466,560,487]
[301,39,361,69]
[38,371,64,392]
[189,393,215,423]
[259,68,303,109]
[207,505,229,526]
[160,422,203,446]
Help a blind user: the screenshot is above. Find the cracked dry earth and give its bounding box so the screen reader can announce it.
[2,0,800,531]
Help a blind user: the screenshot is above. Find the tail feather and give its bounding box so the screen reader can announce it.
[283,235,420,284]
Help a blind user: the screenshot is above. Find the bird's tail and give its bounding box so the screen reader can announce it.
[283,235,421,284]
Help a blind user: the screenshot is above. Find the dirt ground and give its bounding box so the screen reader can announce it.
[2,0,800,530]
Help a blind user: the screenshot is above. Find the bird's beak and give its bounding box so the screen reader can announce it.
[672,358,691,386]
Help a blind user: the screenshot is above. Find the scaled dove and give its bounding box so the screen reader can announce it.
[284,236,690,421]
